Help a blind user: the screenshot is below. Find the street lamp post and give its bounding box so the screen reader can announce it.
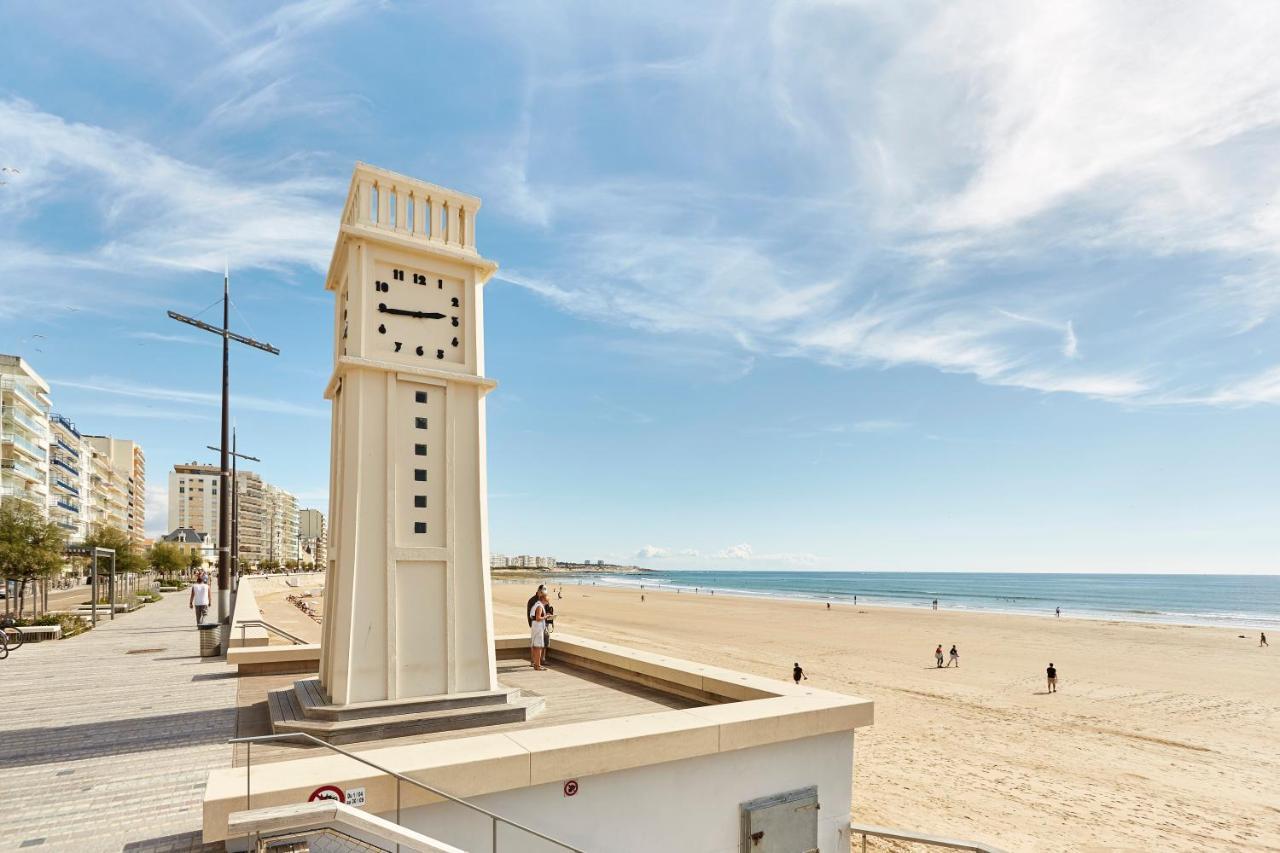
[169,268,278,623]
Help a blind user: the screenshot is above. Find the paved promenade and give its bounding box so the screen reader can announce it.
[0,592,236,852]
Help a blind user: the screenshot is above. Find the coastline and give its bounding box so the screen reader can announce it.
[494,571,1280,631]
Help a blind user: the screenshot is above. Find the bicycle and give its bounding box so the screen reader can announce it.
[0,616,22,654]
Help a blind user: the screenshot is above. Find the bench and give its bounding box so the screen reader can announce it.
[14,624,62,641]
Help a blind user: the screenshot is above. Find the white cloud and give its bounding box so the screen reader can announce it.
[0,98,338,281]
[636,545,671,559]
[51,376,327,418]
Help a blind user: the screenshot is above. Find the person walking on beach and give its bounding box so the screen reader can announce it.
[792,662,807,684]
[189,574,210,624]
[641,594,645,602]
[1055,607,1061,618]
[1046,662,1058,693]
[932,599,938,611]
[1261,632,1269,647]
[947,645,959,667]
[529,591,549,670]
[826,602,830,610]
[935,645,945,668]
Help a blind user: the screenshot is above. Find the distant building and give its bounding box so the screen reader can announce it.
[491,554,557,569]
[167,462,300,568]
[298,508,327,568]
[161,527,209,566]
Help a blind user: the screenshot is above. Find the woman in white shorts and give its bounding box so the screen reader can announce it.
[530,591,548,670]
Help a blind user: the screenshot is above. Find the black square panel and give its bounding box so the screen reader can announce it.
[414,495,427,508]
[415,417,428,429]
[414,444,427,456]
[414,469,427,481]
[415,391,428,403]
[414,522,427,534]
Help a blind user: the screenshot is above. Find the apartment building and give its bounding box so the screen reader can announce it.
[85,436,146,543]
[2,355,145,547]
[298,508,327,568]
[167,462,301,569]
[491,555,558,569]
[0,356,51,517]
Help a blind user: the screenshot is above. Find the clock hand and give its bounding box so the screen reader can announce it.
[377,303,446,319]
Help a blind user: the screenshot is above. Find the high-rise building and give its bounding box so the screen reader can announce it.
[2,355,143,548]
[298,508,327,568]
[85,436,146,542]
[0,355,51,518]
[166,462,299,569]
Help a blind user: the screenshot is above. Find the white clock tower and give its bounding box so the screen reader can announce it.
[316,163,504,715]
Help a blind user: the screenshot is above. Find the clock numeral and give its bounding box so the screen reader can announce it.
[394,341,402,352]
[450,297,460,307]
[415,345,424,356]
[377,324,386,334]
[413,273,427,285]
[451,337,459,347]
[376,281,389,292]
[437,279,443,289]
[451,316,459,327]
[393,269,405,281]
[436,349,444,359]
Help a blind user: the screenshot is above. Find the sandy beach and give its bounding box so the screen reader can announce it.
[492,581,1279,852]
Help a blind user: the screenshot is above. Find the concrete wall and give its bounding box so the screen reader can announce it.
[228,579,268,648]
[397,731,854,853]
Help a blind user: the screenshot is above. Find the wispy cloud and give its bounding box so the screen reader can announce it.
[636,542,818,567]
[51,376,327,418]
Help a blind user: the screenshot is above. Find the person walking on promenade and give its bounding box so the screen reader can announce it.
[1046,662,1058,693]
[1262,632,1269,647]
[792,662,807,685]
[530,591,549,671]
[935,645,945,668]
[948,645,960,667]
[189,575,210,624]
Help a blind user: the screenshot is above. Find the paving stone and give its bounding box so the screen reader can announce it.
[0,593,236,852]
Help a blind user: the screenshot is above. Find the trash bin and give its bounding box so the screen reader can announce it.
[197,622,221,657]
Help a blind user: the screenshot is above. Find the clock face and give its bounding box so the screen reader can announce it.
[370,261,464,364]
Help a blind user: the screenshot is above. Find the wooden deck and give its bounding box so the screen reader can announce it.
[234,658,703,766]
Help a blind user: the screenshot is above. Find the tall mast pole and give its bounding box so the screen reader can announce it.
[217,266,232,623]
[232,429,239,586]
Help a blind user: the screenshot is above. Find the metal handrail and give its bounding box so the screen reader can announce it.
[237,619,309,646]
[850,822,1008,852]
[230,731,584,852]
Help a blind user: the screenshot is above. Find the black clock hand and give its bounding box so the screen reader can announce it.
[378,303,446,319]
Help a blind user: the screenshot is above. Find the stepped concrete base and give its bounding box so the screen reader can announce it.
[267,678,544,745]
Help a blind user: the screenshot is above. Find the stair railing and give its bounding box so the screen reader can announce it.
[850,821,1008,852]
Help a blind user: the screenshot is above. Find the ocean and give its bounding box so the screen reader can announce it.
[581,571,1280,629]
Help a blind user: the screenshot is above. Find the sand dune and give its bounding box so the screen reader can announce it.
[493,581,1279,852]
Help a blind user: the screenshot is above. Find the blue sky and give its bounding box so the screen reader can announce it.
[1,1,1278,573]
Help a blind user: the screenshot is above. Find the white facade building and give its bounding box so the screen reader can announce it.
[0,356,51,519]
[167,462,301,568]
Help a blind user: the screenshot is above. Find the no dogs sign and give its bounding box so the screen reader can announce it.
[309,784,345,803]
[563,779,579,797]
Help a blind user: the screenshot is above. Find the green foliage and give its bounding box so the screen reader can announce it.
[148,542,185,579]
[0,498,67,586]
[81,524,146,576]
[188,549,204,571]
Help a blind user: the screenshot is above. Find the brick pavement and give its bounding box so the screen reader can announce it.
[0,592,236,852]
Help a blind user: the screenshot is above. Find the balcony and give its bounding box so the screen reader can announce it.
[50,413,81,439]
[55,438,80,459]
[3,406,45,437]
[4,459,43,483]
[56,499,81,514]
[51,457,80,478]
[2,432,44,461]
[4,381,48,415]
[0,484,40,503]
[55,520,76,532]
[52,477,80,497]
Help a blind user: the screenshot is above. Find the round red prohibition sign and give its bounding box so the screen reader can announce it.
[309,784,346,803]
[563,779,579,797]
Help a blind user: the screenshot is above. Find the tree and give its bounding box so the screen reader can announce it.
[188,549,204,573]
[82,524,146,577]
[149,543,185,581]
[0,498,66,617]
